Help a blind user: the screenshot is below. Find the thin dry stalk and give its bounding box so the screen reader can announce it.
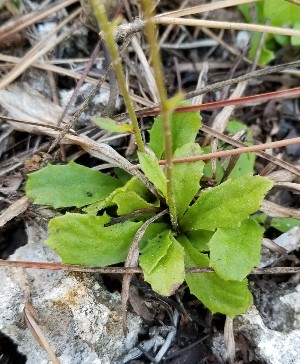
[0,0,78,43]
[1,259,299,275]
[0,53,152,106]
[24,301,61,364]
[121,210,167,332]
[156,0,259,18]
[158,137,300,164]
[0,8,81,89]
[154,17,300,38]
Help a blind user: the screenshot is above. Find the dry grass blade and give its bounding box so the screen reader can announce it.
[0,53,152,106]
[274,182,300,194]
[154,17,300,38]
[47,33,136,152]
[131,35,159,102]
[24,301,61,364]
[202,125,300,178]
[0,196,30,228]
[0,0,79,43]
[261,200,300,218]
[224,316,235,364]
[0,9,81,89]
[121,210,167,333]
[156,0,258,18]
[117,60,300,120]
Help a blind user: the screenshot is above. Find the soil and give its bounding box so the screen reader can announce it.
[0,1,300,363]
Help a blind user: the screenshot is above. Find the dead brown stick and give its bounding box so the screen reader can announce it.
[0,0,79,43]
[0,259,299,275]
[157,137,300,165]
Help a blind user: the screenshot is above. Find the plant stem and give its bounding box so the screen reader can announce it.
[140,0,178,229]
[90,0,145,152]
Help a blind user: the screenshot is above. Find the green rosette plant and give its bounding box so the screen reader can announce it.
[26,107,273,317]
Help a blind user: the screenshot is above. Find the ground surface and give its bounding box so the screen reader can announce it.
[0,0,300,363]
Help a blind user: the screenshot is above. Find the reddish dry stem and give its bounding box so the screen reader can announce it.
[141,86,300,116]
[0,259,299,275]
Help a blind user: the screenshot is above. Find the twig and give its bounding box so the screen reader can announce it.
[0,259,299,275]
[0,9,81,89]
[121,210,168,333]
[156,0,259,18]
[141,86,300,117]
[157,137,300,165]
[56,40,102,126]
[47,34,135,153]
[153,309,179,363]
[116,60,300,120]
[24,301,61,364]
[0,0,78,43]
[154,17,300,38]
[201,124,300,177]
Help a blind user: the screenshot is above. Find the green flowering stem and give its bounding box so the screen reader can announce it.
[140,0,178,229]
[90,0,145,153]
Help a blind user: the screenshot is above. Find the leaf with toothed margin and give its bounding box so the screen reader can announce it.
[26,161,122,208]
[138,152,167,197]
[172,143,204,219]
[148,101,202,159]
[181,175,273,231]
[179,235,252,317]
[46,213,142,266]
[140,230,185,296]
[209,219,263,281]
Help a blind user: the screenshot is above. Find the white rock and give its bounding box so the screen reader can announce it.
[235,306,300,364]
[0,223,141,364]
[260,227,300,267]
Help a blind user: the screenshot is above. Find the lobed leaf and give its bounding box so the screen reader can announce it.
[148,102,201,159]
[181,175,273,231]
[138,152,167,197]
[179,235,252,317]
[140,230,185,296]
[209,219,263,281]
[26,161,123,208]
[172,143,204,219]
[46,213,142,266]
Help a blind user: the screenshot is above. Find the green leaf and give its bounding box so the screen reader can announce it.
[92,117,134,133]
[148,102,202,159]
[239,0,300,64]
[202,146,224,184]
[83,176,151,214]
[209,219,263,281]
[112,190,156,215]
[140,231,185,296]
[173,143,204,219]
[226,120,247,134]
[46,213,142,266]
[185,230,213,252]
[181,175,273,231]
[239,213,300,233]
[138,152,167,197]
[26,161,123,208]
[227,153,255,180]
[179,235,252,317]
[139,222,169,251]
[271,217,300,232]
